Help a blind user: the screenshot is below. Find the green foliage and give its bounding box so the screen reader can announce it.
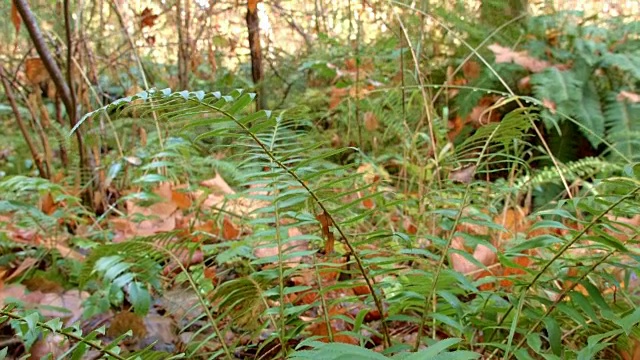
[458,13,640,163]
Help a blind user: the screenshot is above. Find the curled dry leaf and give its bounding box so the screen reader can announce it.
[467,96,502,126]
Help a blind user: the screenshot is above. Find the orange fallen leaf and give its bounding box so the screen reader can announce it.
[222,216,240,239]
[25,58,49,84]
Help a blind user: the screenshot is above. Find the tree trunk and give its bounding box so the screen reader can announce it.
[246,0,266,110]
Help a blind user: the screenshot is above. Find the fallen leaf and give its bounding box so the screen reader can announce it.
[140,7,158,29]
[403,217,418,235]
[163,248,204,276]
[306,306,358,344]
[617,90,640,103]
[329,87,348,109]
[467,95,502,126]
[462,60,481,80]
[6,258,38,282]
[25,58,49,84]
[618,337,640,360]
[200,173,235,195]
[40,192,57,215]
[488,43,552,73]
[222,216,240,239]
[542,98,557,114]
[450,237,496,276]
[363,111,379,131]
[171,188,192,210]
[449,165,476,184]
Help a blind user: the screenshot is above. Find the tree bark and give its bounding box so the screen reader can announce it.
[246,0,266,110]
[14,0,89,202]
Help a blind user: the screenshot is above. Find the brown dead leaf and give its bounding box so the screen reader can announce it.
[25,58,50,85]
[619,337,640,360]
[40,192,58,215]
[403,217,418,235]
[449,165,477,184]
[542,98,557,114]
[467,96,502,126]
[359,192,376,209]
[222,216,240,239]
[6,258,38,282]
[204,267,217,285]
[306,306,358,344]
[450,237,496,276]
[200,173,235,195]
[617,90,640,103]
[363,111,379,131]
[488,43,552,73]
[448,115,464,140]
[140,7,158,29]
[163,248,204,276]
[462,60,481,80]
[119,184,182,240]
[11,2,20,34]
[171,189,192,210]
[500,256,531,288]
[329,87,348,109]
[518,76,532,91]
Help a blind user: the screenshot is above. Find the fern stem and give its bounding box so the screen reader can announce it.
[414,114,506,350]
[192,98,392,348]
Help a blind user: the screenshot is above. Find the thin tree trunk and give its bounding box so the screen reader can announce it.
[246,0,266,110]
[13,0,88,194]
[176,0,190,89]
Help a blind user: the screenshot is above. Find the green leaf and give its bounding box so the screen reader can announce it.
[290,342,388,360]
[401,338,462,359]
[570,291,599,325]
[543,317,562,356]
[572,82,605,147]
[105,162,123,187]
[128,282,151,315]
[226,93,255,115]
[132,174,168,184]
